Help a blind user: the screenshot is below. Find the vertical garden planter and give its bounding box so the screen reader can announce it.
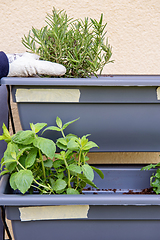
[0,165,160,240]
[1,75,160,240]
[1,75,160,152]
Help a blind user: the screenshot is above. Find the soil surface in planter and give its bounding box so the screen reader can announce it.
[83,187,157,194]
[123,187,155,194]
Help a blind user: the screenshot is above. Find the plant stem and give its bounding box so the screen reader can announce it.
[63,157,71,188]
[78,149,82,166]
[39,149,46,179]
[76,149,82,189]
[33,179,52,191]
[61,129,65,138]
[17,161,26,170]
[17,159,51,192]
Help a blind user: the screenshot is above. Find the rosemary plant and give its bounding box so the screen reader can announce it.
[22,8,113,78]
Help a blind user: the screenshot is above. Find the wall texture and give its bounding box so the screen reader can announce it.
[1,0,160,164]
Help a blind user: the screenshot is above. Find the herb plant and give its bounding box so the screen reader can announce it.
[0,117,104,194]
[22,8,113,78]
[142,163,160,194]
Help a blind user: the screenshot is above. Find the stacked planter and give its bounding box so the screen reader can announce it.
[0,75,160,240]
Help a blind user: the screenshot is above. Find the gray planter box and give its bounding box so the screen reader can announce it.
[0,165,159,240]
[1,75,160,152]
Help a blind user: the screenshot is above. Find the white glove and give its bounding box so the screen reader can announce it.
[7,52,66,77]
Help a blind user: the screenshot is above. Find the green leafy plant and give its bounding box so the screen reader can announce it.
[142,163,160,194]
[0,117,104,194]
[22,7,113,78]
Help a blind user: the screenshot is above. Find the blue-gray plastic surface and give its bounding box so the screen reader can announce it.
[0,166,158,206]
[1,75,160,151]
[0,166,160,240]
[0,84,8,240]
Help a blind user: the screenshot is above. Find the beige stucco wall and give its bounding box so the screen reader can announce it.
[1,0,160,74]
[1,0,160,164]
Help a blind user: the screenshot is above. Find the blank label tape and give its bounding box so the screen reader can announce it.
[19,205,89,221]
[16,89,81,102]
[157,87,160,100]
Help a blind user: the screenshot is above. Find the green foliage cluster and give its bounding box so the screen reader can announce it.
[0,117,104,194]
[142,163,160,194]
[22,8,113,78]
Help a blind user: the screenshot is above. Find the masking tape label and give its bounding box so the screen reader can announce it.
[156,87,160,100]
[16,89,81,102]
[19,205,89,221]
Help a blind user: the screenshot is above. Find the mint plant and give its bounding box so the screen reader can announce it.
[22,8,113,78]
[142,163,160,194]
[0,117,104,194]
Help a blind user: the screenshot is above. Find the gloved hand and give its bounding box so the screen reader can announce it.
[0,51,66,78]
[7,52,66,77]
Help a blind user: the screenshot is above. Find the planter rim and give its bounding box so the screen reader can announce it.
[1,75,160,86]
[1,175,160,206]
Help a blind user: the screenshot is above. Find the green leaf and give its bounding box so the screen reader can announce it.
[53,160,63,168]
[15,170,34,194]
[18,155,26,170]
[91,166,104,179]
[10,172,18,190]
[83,141,99,150]
[65,134,78,142]
[56,138,67,150]
[25,148,37,168]
[141,164,156,171]
[17,147,33,160]
[5,162,17,173]
[2,123,11,142]
[30,123,47,133]
[79,174,98,189]
[12,130,35,145]
[151,177,160,188]
[54,154,64,160]
[1,159,17,167]
[3,142,19,172]
[42,126,61,134]
[81,136,88,147]
[53,179,67,192]
[153,187,160,194]
[67,164,82,174]
[155,172,160,178]
[62,118,80,130]
[0,158,4,170]
[49,178,55,188]
[65,150,74,160]
[67,188,80,194]
[11,151,16,160]
[82,164,94,181]
[56,117,62,128]
[4,142,19,161]
[67,139,80,151]
[43,159,53,168]
[57,172,64,179]
[57,138,67,146]
[33,137,56,159]
[85,156,89,161]
[0,170,10,176]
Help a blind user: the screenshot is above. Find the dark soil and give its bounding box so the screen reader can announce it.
[83,187,156,194]
[123,187,156,194]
